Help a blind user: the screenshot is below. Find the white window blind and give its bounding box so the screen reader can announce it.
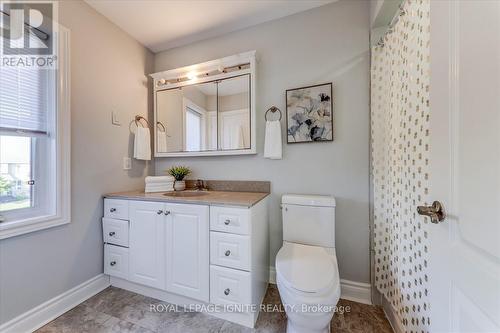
[0,28,50,135]
[0,66,49,134]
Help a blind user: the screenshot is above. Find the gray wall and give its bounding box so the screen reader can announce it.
[154,0,371,283]
[0,1,154,324]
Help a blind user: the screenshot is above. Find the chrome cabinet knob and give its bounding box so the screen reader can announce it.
[164,211,171,216]
[110,261,116,266]
[224,219,230,225]
[110,208,116,212]
[109,231,115,236]
[157,210,163,215]
[224,288,230,295]
[225,250,231,257]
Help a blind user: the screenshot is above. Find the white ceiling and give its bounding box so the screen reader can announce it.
[85,0,336,53]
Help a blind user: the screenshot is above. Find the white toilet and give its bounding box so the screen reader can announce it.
[276,194,340,333]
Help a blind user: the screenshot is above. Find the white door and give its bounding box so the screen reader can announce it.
[219,110,249,150]
[165,203,209,302]
[429,1,500,332]
[129,201,166,289]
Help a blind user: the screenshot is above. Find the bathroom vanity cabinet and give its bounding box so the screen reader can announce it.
[102,194,269,327]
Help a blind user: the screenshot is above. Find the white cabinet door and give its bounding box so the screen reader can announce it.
[165,203,209,302]
[129,201,166,290]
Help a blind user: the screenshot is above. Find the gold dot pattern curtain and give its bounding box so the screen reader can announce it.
[371,0,431,332]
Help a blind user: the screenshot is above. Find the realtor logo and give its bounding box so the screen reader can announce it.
[1,1,57,68]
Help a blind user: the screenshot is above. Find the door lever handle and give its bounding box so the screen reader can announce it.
[417,201,446,224]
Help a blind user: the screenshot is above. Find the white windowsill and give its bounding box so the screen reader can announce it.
[0,214,70,239]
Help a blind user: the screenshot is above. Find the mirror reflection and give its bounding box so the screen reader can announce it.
[155,74,250,153]
[156,81,217,152]
[217,75,250,150]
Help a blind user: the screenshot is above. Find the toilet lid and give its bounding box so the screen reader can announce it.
[276,243,338,294]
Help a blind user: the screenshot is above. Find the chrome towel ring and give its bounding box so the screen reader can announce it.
[134,115,150,128]
[156,121,166,132]
[264,106,282,121]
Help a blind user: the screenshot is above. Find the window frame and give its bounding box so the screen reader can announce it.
[0,26,71,239]
[182,97,207,151]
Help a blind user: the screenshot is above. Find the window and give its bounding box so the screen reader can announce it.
[0,136,32,211]
[0,27,70,239]
[183,98,207,152]
[185,107,202,151]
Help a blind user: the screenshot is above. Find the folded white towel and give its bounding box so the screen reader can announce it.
[134,126,151,161]
[145,182,173,188]
[145,187,174,193]
[264,120,282,159]
[145,176,175,184]
[145,183,174,193]
[145,184,173,189]
[157,131,168,152]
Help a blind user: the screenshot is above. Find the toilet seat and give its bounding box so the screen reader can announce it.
[276,243,339,296]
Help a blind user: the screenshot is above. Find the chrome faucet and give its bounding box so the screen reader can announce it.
[195,179,208,191]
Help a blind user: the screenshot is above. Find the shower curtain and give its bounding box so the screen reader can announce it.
[371,0,430,332]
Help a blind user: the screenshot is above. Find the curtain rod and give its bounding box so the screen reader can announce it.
[376,0,408,47]
[0,10,50,41]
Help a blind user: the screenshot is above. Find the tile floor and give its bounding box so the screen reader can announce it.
[36,284,393,333]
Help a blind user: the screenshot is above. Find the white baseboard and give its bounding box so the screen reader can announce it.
[269,266,277,284]
[268,266,371,305]
[382,293,405,333]
[0,274,110,333]
[339,279,372,305]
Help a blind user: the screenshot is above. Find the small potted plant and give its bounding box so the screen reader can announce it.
[167,166,191,191]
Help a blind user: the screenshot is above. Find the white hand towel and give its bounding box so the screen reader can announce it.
[157,131,168,152]
[134,126,151,161]
[145,176,175,184]
[264,120,282,159]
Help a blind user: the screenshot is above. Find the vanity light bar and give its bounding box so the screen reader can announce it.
[156,62,250,87]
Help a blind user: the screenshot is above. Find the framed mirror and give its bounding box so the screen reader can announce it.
[152,51,256,157]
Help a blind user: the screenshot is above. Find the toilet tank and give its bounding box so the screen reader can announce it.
[282,194,336,248]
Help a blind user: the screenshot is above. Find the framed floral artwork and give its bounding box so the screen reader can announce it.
[286,83,333,143]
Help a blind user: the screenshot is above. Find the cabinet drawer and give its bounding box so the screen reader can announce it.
[103,218,129,247]
[210,232,250,271]
[104,244,129,280]
[210,265,251,306]
[210,206,250,235]
[104,199,129,220]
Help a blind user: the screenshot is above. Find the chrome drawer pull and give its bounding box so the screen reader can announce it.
[225,250,231,257]
[109,231,116,236]
[224,219,231,225]
[224,288,230,296]
[110,208,117,212]
[164,211,171,216]
[110,261,116,266]
[157,210,163,215]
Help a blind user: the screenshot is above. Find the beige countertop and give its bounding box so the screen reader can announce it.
[104,190,269,208]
